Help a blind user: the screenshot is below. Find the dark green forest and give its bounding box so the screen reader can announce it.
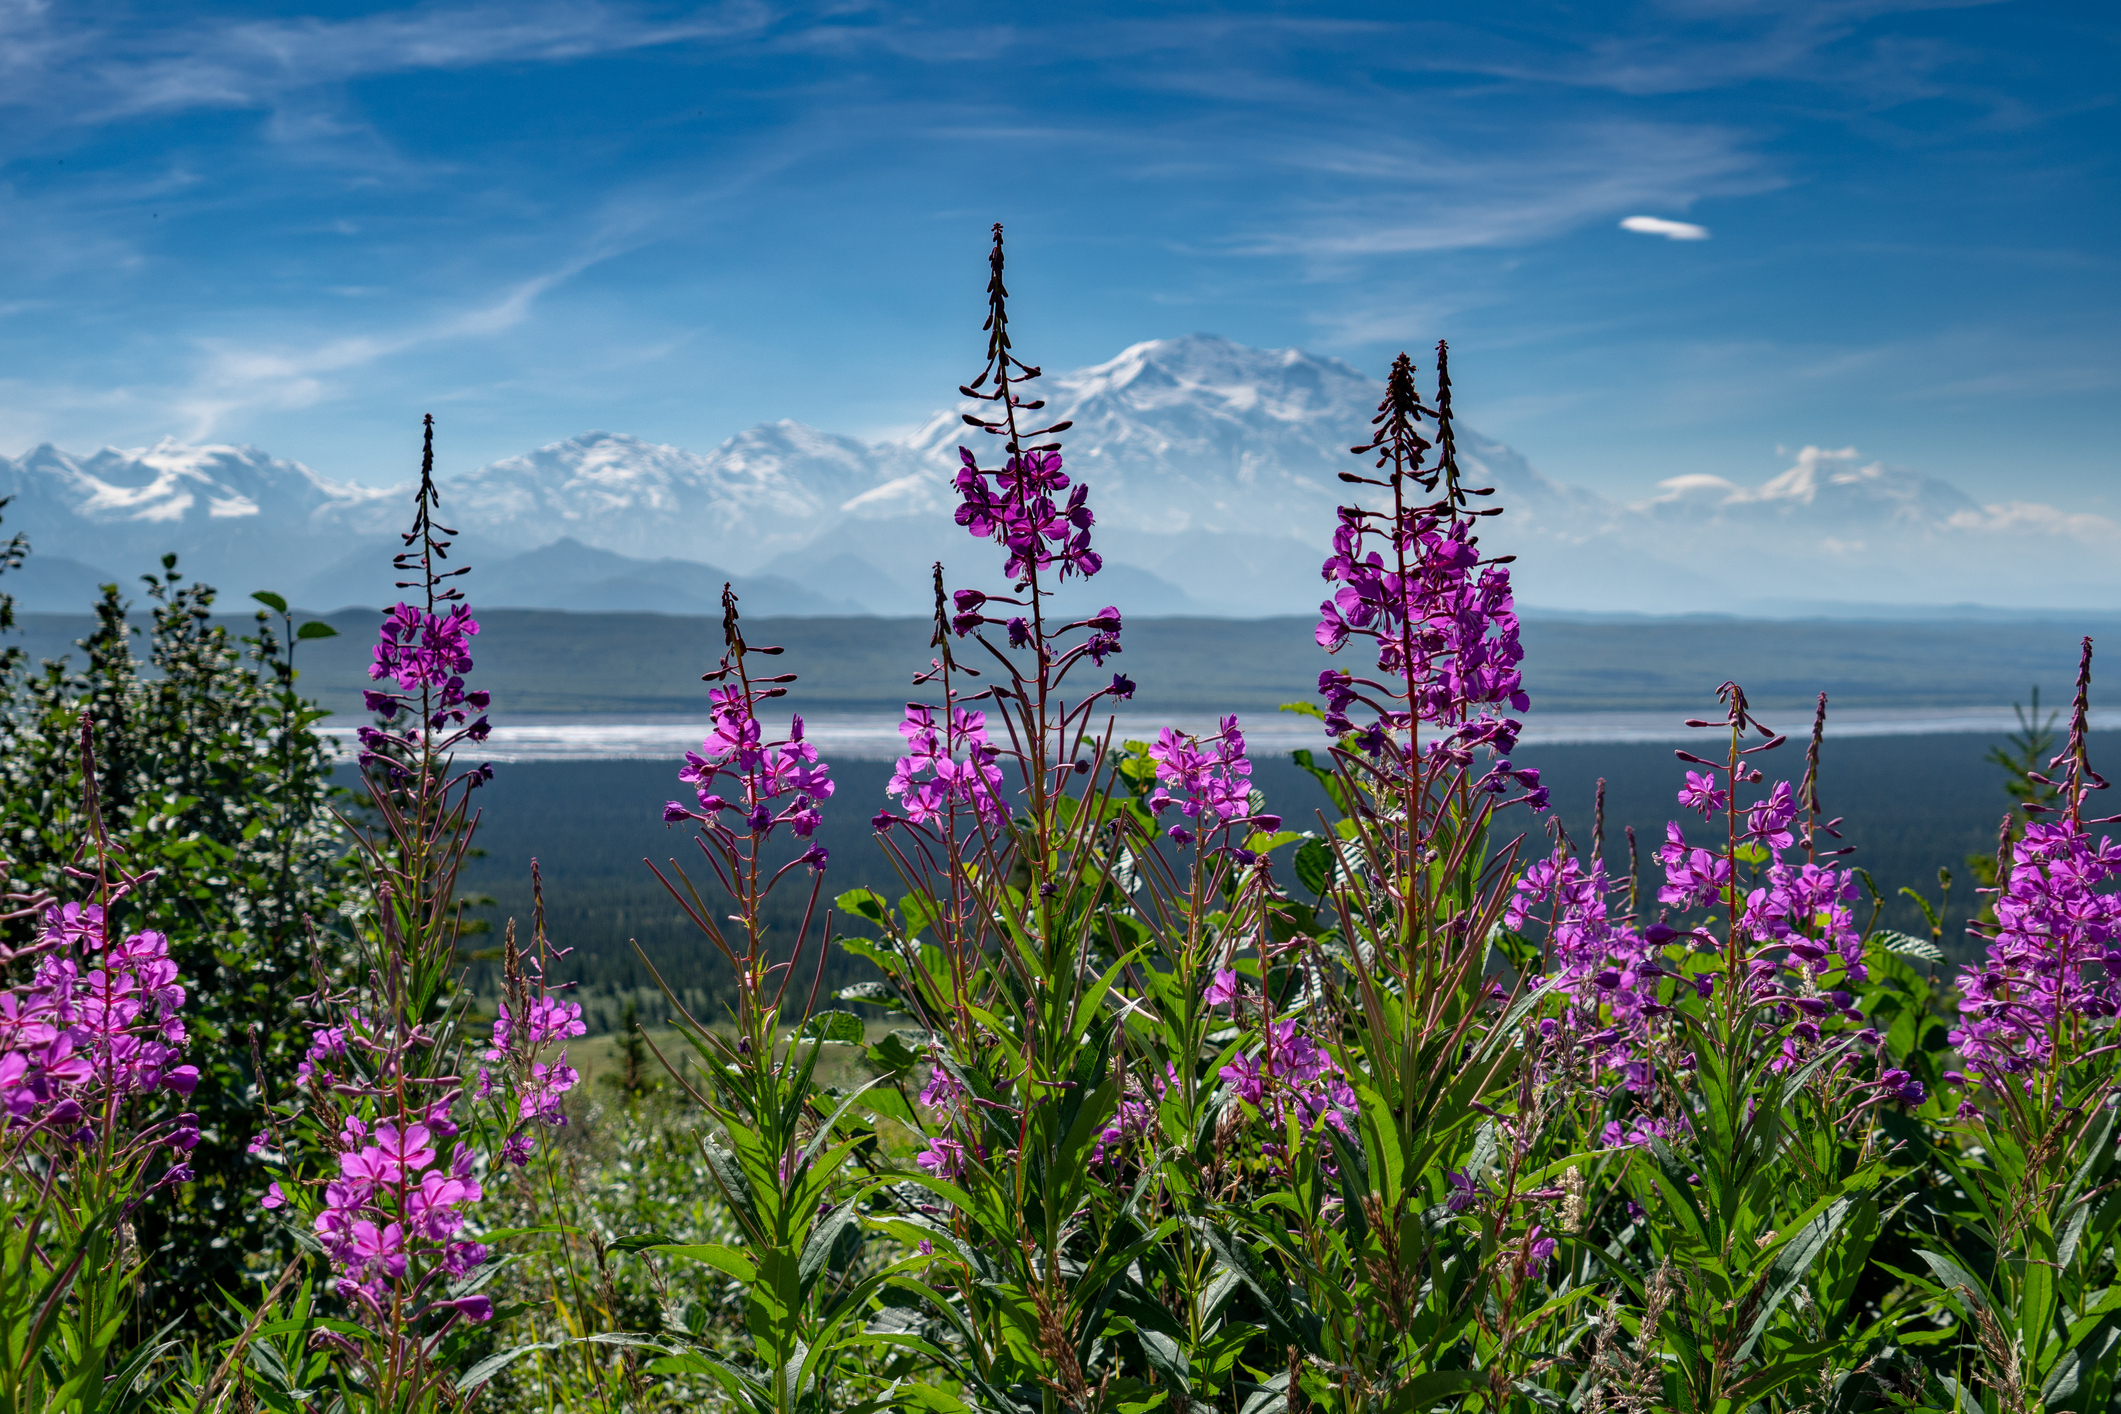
[445,728,2092,1032]
[16,604,2107,1029]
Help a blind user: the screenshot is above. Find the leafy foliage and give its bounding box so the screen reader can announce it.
[0,549,350,1328]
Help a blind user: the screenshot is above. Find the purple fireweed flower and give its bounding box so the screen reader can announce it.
[1316,515,1528,731]
[919,1055,966,1109]
[368,602,478,693]
[953,448,1104,585]
[1656,823,1732,913]
[1219,1019,1357,1139]
[1875,1069,1927,1106]
[0,900,197,1131]
[519,1055,580,1125]
[887,702,1005,827]
[1307,347,1547,815]
[1950,818,2121,1099]
[296,1096,490,1313]
[1510,851,1667,1087]
[1444,1169,1482,1212]
[1741,857,1866,980]
[1600,1115,1691,1150]
[1204,968,1241,1009]
[1748,780,1798,849]
[484,995,586,1064]
[1089,1067,1170,1167]
[359,593,494,772]
[672,693,836,842]
[1147,717,1259,840]
[915,1134,970,1180]
[1677,771,1729,819]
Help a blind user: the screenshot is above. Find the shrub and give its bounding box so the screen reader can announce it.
[0,521,349,1329]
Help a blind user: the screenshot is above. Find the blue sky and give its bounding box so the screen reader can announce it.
[0,0,2114,511]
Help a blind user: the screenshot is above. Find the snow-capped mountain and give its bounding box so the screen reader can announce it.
[332,423,935,563]
[0,438,397,593]
[2,335,2113,617]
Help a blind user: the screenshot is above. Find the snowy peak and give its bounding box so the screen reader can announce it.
[378,425,926,570]
[7,438,386,527]
[905,333,1382,539]
[1056,334,1373,422]
[2,335,2113,617]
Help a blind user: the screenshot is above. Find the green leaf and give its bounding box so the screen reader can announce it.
[609,1231,679,1252]
[863,1029,926,1079]
[1384,1369,1480,1412]
[793,1010,867,1044]
[1735,1196,1856,1363]
[475,1223,578,1242]
[295,619,338,640]
[836,979,905,1009]
[1915,1249,1994,1318]
[1278,701,1325,721]
[1294,839,1333,898]
[799,1204,862,1291]
[1289,748,1351,816]
[250,591,288,612]
[836,887,891,924]
[455,1341,563,1392]
[654,1242,759,1282]
[1871,928,1943,963]
[250,1316,374,1339]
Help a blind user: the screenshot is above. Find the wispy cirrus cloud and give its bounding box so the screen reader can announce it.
[1236,121,1764,259]
[0,2,774,126]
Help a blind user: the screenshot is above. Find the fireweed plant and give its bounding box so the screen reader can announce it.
[0,720,200,1413]
[635,230,2121,1414]
[1498,683,1947,1412]
[632,583,942,1414]
[9,229,2099,1412]
[246,417,570,1412]
[1902,639,2121,1413]
[819,223,1280,1414]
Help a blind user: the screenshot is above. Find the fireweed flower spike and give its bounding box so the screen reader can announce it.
[0,720,203,1411]
[1313,346,1533,771]
[1948,637,2121,1113]
[1146,716,1279,852]
[634,575,934,1412]
[251,417,518,1407]
[475,863,587,1163]
[937,227,1136,796]
[0,722,200,1141]
[355,415,495,784]
[836,227,1225,1403]
[669,603,837,848]
[652,584,837,1035]
[1515,684,1874,1100]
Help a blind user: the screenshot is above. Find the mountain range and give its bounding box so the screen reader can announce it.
[2,334,2113,618]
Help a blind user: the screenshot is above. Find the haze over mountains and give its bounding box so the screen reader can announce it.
[2,335,2113,618]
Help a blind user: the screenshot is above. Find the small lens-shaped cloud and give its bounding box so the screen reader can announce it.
[1619,215,1710,240]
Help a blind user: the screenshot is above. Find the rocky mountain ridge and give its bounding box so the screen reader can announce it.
[2,335,2109,616]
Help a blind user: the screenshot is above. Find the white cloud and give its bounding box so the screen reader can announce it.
[1947,501,2121,545]
[0,3,771,126]
[170,248,620,438]
[1620,215,1710,240]
[1240,123,1759,258]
